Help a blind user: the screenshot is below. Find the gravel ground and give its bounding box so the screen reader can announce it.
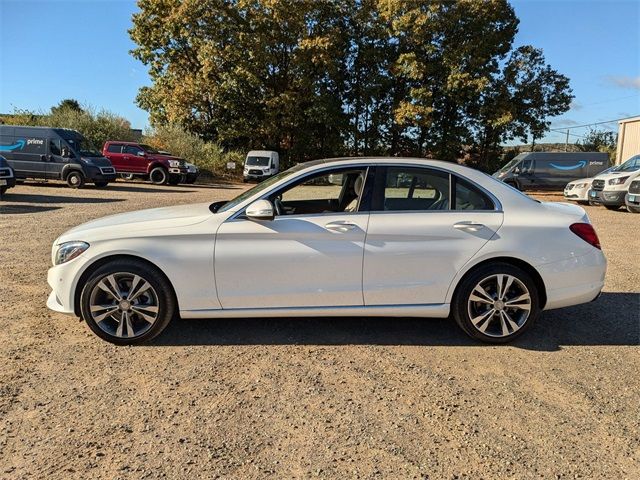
[0,180,638,479]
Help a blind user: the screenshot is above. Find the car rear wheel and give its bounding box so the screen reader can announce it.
[627,205,640,213]
[66,171,85,189]
[120,173,135,181]
[452,263,540,343]
[149,167,168,185]
[80,259,176,345]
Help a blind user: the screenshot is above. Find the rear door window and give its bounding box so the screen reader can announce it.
[107,144,123,153]
[379,167,450,211]
[124,145,143,155]
[453,176,494,210]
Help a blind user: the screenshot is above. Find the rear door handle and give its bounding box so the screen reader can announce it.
[453,222,485,232]
[325,221,357,232]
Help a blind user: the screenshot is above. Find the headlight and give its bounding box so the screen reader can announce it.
[608,176,629,185]
[54,241,89,265]
[168,160,181,168]
[80,158,94,165]
[575,183,588,188]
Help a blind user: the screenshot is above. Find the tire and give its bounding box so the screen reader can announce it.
[66,171,85,189]
[588,201,601,207]
[626,205,640,213]
[94,181,109,188]
[451,262,540,344]
[577,200,589,205]
[149,167,168,185]
[604,205,620,211]
[79,259,176,345]
[0,186,6,196]
[120,173,135,181]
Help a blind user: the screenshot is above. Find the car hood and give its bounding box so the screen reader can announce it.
[57,202,215,243]
[82,156,113,167]
[566,177,592,186]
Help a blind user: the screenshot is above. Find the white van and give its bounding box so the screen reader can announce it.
[243,150,279,182]
[588,155,640,210]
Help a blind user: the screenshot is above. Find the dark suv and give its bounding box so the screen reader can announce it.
[102,141,189,185]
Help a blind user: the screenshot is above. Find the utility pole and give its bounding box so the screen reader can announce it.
[565,129,569,152]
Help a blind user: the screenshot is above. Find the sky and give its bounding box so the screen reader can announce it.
[1,0,639,144]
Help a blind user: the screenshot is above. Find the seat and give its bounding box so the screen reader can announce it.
[344,174,364,212]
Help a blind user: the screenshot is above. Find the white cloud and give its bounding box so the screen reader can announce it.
[605,76,640,90]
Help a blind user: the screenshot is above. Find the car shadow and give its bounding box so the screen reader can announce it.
[0,204,62,214]
[150,292,639,351]
[2,193,125,204]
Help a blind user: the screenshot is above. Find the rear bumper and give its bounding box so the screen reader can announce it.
[538,249,607,310]
[588,189,626,206]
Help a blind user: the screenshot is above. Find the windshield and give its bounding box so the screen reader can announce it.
[218,168,295,213]
[64,136,102,157]
[495,154,525,174]
[246,156,270,167]
[616,155,640,172]
[140,144,159,154]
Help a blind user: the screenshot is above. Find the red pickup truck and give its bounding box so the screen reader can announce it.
[102,141,190,185]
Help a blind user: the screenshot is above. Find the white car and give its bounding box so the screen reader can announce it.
[563,166,615,204]
[47,158,606,345]
[588,155,640,210]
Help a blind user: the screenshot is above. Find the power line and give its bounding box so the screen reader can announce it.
[550,115,638,132]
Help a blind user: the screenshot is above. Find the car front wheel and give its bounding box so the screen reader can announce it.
[452,263,540,343]
[66,171,85,189]
[80,259,176,345]
[149,167,168,185]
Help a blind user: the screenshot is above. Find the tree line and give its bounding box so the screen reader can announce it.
[128,0,573,170]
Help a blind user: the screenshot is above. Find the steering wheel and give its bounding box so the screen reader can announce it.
[273,197,284,216]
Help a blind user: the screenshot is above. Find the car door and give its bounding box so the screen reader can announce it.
[46,138,66,179]
[105,143,124,170]
[122,145,147,173]
[214,166,371,309]
[363,165,504,306]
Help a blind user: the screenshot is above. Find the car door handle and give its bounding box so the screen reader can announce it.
[453,222,485,232]
[325,221,357,232]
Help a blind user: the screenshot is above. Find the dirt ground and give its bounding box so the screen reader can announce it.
[0,180,638,479]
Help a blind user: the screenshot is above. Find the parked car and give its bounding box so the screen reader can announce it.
[588,155,640,210]
[243,150,279,182]
[0,155,16,197]
[102,141,189,185]
[0,126,116,188]
[494,152,609,190]
[624,179,640,213]
[47,157,606,345]
[563,166,615,204]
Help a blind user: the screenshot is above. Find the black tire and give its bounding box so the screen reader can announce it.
[149,167,168,185]
[79,259,176,345]
[120,173,135,181]
[577,200,589,205]
[66,171,85,189]
[94,181,109,188]
[588,201,601,207]
[0,186,6,196]
[626,205,640,213]
[451,262,540,344]
[604,205,620,211]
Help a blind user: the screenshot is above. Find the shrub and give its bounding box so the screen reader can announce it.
[143,125,244,181]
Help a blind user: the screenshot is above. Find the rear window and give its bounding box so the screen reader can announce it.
[107,144,122,153]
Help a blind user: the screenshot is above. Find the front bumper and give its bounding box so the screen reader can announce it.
[625,192,640,208]
[538,249,607,310]
[86,166,117,182]
[46,256,91,316]
[182,171,199,183]
[563,185,589,201]
[588,189,626,206]
[0,175,16,189]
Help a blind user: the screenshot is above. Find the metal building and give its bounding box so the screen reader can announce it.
[616,116,640,164]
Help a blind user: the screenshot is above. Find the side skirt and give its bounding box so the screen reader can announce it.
[180,304,450,319]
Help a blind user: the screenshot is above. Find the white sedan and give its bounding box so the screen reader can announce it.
[47,158,606,345]
[563,166,615,204]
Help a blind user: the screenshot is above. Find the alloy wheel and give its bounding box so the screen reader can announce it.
[88,272,159,338]
[467,274,532,338]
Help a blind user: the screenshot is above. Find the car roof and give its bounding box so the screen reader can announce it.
[105,141,140,145]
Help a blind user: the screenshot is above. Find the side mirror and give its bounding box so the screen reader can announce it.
[513,167,521,175]
[137,151,146,157]
[61,147,70,158]
[246,199,275,221]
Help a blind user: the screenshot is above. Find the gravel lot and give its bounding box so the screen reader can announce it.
[0,180,638,479]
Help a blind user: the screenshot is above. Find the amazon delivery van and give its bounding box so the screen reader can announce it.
[493,152,610,190]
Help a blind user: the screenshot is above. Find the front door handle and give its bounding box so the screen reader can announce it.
[453,221,485,232]
[325,221,357,232]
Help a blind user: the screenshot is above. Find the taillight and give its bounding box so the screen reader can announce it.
[570,223,601,250]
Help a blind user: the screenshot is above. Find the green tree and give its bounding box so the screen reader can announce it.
[51,98,83,114]
[576,128,617,162]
